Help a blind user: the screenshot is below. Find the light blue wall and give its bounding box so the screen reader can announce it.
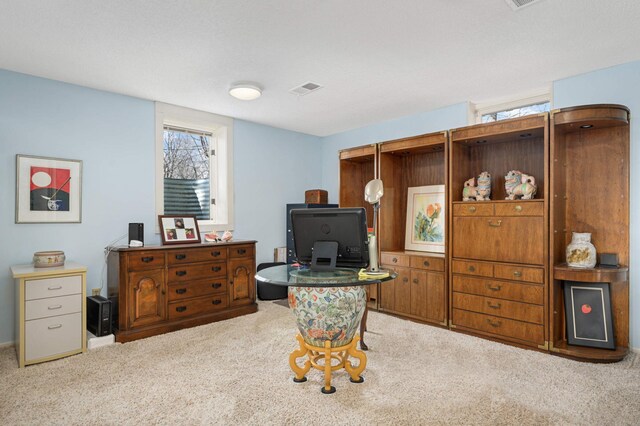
[0,69,157,344]
[553,60,640,349]
[233,120,322,265]
[320,103,470,203]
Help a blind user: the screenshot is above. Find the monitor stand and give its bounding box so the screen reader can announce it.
[311,241,338,271]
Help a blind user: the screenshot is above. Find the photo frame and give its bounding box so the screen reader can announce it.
[16,154,82,223]
[405,185,445,253]
[158,215,201,245]
[563,281,615,350]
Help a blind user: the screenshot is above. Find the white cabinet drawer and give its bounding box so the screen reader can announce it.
[25,312,82,361]
[25,275,82,300]
[25,294,82,321]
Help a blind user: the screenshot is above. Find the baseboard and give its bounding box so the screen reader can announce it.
[0,341,15,349]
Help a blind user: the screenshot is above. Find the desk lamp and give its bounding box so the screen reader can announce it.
[364,179,385,273]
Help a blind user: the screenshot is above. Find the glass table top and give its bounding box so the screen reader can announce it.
[255,264,395,287]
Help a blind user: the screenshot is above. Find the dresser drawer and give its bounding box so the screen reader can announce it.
[25,312,82,361]
[451,260,493,277]
[167,247,227,265]
[453,216,544,265]
[229,245,254,259]
[168,295,229,320]
[168,262,227,283]
[494,201,543,217]
[410,256,444,271]
[452,293,544,324]
[25,294,82,321]
[25,275,82,301]
[452,275,543,305]
[452,309,544,345]
[453,203,494,216]
[127,251,165,270]
[494,264,544,284]
[381,252,409,267]
[168,279,228,302]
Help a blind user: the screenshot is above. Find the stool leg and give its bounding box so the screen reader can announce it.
[345,336,367,383]
[289,334,310,383]
[321,340,336,394]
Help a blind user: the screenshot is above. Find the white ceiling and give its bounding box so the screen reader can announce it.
[1,0,640,136]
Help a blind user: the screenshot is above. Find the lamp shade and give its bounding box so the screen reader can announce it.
[229,83,262,100]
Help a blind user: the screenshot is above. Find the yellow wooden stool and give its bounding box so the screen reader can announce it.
[289,333,367,394]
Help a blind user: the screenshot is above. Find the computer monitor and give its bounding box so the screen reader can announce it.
[291,207,369,270]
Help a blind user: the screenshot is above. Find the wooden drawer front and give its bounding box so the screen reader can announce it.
[452,275,543,305]
[25,275,82,301]
[168,295,229,320]
[410,256,444,271]
[168,262,227,283]
[452,309,544,345]
[451,260,493,278]
[381,252,409,267]
[452,293,544,324]
[25,294,82,321]
[494,202,543,217]
[25,312,82,361]
[229,245,254,259]
[167,248,227,265]
[453,203,494,216]
[453,216,544,265]
[127,251,165,270]
[168,279,228,302]
[494,264,544,284]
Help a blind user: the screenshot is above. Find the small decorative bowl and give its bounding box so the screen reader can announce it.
[33,251,66,268]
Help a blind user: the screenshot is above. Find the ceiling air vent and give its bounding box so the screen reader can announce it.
[505,0,544,11]
[289,81,323,96]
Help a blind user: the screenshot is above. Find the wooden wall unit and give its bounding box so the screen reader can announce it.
[549,104,630,362]
[378,132,449,326]
[108,241,257,342]
[449,114,550,350]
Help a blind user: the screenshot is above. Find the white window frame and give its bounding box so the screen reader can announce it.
[472,90,552,124]
[155,102,234,232]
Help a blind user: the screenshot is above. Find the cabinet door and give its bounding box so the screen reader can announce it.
[425,272,445,323]
[410,270,428,319]
[379,278,395,311]
[393,267,411,315]
[127,269,166,328]
[229,259,254,307]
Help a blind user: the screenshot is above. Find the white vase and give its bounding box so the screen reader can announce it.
[566,232,597,268]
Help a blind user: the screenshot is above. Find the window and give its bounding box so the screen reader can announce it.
[156,103,234,232]
[474,92,551,124]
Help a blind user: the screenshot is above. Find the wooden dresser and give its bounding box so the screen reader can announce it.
[108,241,257,342]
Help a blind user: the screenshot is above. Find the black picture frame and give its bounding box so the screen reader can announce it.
[563,281,615,350]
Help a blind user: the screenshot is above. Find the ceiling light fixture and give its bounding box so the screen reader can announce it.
[229,82,262,100]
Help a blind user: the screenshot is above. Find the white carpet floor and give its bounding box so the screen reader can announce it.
[1,300,639,425]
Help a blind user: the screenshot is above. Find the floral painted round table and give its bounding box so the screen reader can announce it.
[255,264,394,394]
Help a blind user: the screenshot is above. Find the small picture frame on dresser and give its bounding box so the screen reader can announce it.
[158,215,201,245]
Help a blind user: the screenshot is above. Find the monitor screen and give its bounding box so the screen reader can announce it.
[291,207,369,269]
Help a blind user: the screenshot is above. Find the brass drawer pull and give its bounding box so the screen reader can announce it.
[513,271,522,277]
[237,249,247,255]
[48,305,62,310]
[392,257,398,263]
[175,288,187,294]
[487,284,502,291]
[175,254,187,260]
[212,266,222,272]
[488,220,502,227]
[212,283,222,289]
[413,278,419,284]
[176,271,187,277]
[212,299,222,305]
[176,306,187,313]
[514,205,523,212]
[486,319,502,328]
[402,277,408,283]
[468,206,476,213]
[211,251,221,257]
[141,256,154,263]
[48,324,62,330]
[487,302,501,309]
[423,260,430,267]
[468,266,476,272]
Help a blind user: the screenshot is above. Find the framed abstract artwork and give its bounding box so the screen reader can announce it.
[563,281,615,350]
[404,185,445,253]
[15,155,83,223]
[158,215,201,245]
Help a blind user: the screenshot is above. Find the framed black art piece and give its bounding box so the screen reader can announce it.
[563,281,615,350]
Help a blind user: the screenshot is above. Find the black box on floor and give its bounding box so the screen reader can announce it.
[87,295,112,337]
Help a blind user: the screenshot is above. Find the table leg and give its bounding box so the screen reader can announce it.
[345,336,366,383]
[321,340,336,394]
[289,334,311,383]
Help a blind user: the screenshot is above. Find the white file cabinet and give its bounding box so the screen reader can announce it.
[11,262,87,367]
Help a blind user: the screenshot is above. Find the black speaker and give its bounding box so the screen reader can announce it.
[87,296,112,337]
[128,222,144,246]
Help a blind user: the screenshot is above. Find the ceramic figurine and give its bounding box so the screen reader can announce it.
[566,232,597,268]
[462,177,479,201]
[476,171,492,200]
[505,170,537,200]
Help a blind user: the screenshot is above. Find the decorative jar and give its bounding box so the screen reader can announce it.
[566,232,597,268]
[33,251,66,268]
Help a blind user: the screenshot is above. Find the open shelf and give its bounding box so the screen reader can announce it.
[339,144,377,228]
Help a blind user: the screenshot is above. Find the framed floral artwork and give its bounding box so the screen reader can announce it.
[404,185,445,253]
[16,154,83,223]
[158,215,201,245]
